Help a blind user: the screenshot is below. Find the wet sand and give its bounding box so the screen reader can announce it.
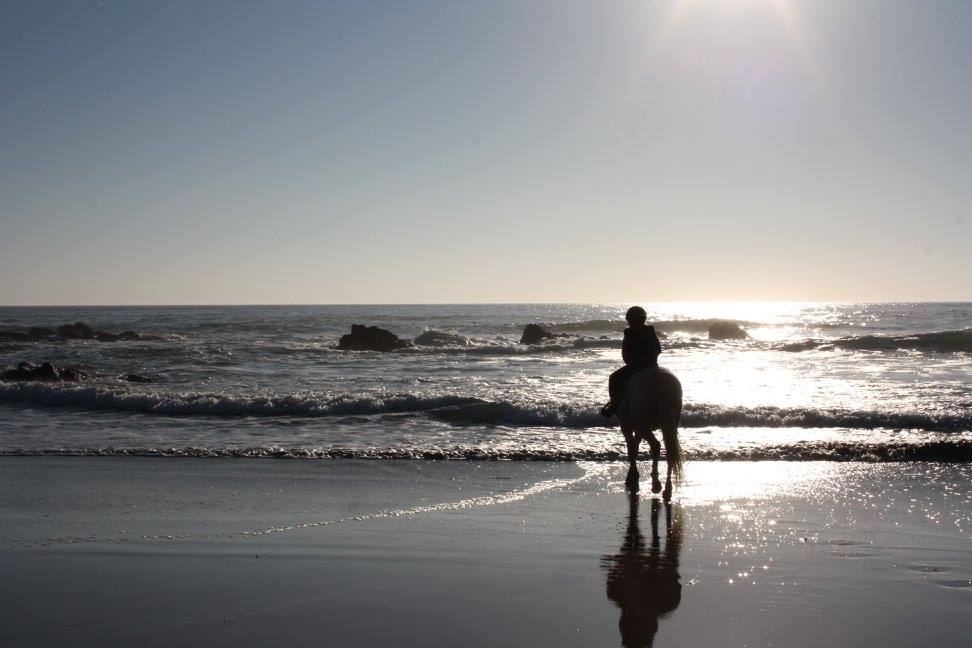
[1,458,969,647]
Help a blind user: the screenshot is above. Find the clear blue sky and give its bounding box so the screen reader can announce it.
[1,0,969,304]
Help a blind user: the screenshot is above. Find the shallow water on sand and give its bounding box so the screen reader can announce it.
[0,459,969,647]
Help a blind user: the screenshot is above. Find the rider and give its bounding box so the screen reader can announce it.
[600,306,661,418]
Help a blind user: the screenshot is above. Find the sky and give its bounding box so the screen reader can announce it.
[1,0,969,305]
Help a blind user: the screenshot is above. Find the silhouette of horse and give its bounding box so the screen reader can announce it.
[602,495,683,647]
[616,367,683,500]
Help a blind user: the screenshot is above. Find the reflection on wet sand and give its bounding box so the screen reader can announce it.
[602,494,683,647]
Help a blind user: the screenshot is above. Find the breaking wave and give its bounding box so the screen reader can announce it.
[0,382,968,432]
[544,318,757,335]
[3,441,970,462]
[777,329,972,354]
[0,382,483,417]
[262,337,627,356]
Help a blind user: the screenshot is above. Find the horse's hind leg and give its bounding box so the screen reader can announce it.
[646,432,661,460]
[646,432,663,494]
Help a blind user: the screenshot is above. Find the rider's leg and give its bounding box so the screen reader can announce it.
[601,366,632,417]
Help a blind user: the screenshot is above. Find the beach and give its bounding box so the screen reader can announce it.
[2,457,969,647]
[1,303,969,645]
[4,0,971,643]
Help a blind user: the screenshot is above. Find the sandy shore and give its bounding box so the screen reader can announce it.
[1,458,969,647]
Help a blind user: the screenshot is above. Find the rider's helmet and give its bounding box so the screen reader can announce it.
[625,306,647,325]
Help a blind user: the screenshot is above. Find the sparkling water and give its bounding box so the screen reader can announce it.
[0,303,968,460]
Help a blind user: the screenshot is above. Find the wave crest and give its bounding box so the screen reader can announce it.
[0,382,967,432]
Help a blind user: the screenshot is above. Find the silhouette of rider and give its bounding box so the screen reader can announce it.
[601,306,661,417]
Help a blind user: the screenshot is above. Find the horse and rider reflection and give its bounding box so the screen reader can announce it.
[602,494,683,647]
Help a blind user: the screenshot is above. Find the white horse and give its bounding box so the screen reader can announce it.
[616,366,684,500]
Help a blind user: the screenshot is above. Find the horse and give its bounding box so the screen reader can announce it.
[616,366,684,500]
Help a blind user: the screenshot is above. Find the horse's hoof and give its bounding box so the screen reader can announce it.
[651,479,662,494]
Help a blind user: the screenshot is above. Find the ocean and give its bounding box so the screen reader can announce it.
[0,302,969,462]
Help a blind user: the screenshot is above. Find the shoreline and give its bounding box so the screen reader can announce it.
[1,458,969,646]
[2,448,970,461]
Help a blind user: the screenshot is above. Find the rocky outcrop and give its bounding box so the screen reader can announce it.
[520,324,555,345]
[338,324,413,351]
[124,373,154,383]
[57,322,96,339]
[0,322,148,343]
[1,362,88,382]
[708,320,749,340]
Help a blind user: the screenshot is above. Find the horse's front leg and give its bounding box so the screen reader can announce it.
[646,432,663,494]
[622,426,640,492]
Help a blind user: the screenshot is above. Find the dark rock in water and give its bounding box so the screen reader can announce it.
[96,332,120,342]
[338,324,412,352]
[0,327,50,343]
[414,329,470,347]
[520,324,555,345]
[1,363,32,380]
[125,373,154,383]
[61,367,89,381]
[31,362,61,381]
[1,361,87,382]
[57,322,96,339]
[708,321,749,340]
[778,339,818,352]
[119,330,141,341]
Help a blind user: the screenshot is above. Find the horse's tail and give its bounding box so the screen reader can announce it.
[662,424,683,484]
[662,370,684,483]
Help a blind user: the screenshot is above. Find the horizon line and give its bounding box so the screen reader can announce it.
[1,299,969,308]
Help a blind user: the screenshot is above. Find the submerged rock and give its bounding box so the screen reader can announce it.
[0,322,144,343]
[708,321,749,340]
[1,361,88,382]
[338,324,412,352]
[414,329,470,347]
[0,327,52,343]
[520,324,555,345]
[124,373,154,383]
[778,339,818,352]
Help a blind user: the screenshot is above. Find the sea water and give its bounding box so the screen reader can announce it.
[0,303,968,461]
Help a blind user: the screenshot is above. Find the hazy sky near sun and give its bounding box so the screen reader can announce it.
[1,0,969,304]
